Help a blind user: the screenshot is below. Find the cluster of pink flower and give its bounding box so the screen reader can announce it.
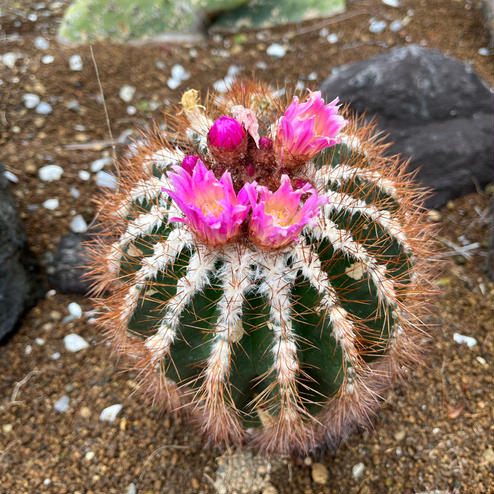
[164,91,347,249]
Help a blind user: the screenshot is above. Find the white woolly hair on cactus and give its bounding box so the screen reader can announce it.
[87,80,437,455]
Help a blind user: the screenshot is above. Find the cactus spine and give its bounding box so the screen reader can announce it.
[89,81,434,455]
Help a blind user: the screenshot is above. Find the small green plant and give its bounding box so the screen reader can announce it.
[89,81,435,455]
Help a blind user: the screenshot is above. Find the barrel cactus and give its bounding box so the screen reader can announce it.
[89,81,434,455]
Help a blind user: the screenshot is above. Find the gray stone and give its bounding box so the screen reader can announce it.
[47,232,92,294]
[321,45,494,208]
[0,163,41,341]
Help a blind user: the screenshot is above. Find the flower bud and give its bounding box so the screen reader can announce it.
[208,116,245,150]
[181,155,200,174]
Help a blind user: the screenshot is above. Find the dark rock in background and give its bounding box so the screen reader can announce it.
[0,164,42,341]
[320,45,494,208]
[46,232,92,295]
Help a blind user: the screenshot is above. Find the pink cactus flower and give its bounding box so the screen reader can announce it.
[181,155,200,174]
[208,116,246,151]
[275,90,347,167]
[247,175,327,249]
[163,159,251,246]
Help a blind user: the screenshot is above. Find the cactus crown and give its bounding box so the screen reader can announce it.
[88,80,435,455]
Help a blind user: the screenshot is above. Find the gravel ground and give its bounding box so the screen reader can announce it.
[0,0,493,492]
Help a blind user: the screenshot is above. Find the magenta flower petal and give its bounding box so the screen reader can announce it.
[275,90,348,166]
[163,159,251,246]
[248,175,327,249]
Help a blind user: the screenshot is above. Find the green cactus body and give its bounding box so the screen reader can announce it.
[90,82,433,454]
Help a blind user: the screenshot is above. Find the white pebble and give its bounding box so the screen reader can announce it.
[213,75,234,93]
[171,64,189,81]
[327,33,339,44]
[69,187,80,198]
[39,164,63,181]
[34,36,50,50]
[90,156,112,172]
[266,43,286,58]
[227,64,240,77]
[69,54,83,71]
[382,0,399,6]
[54,395,70,413]
[369,19,387,33]
[100,404,123,423]
[1,52,20,69]
[84,451,95,461]
[126,482,137,494]
[352,462,365,481]
[478,47,490,56]
[51,352,61,360]
[35,102,53,115]
[25,345,32,355]
[42,198,59,210]
[126,105,136,115]
[255,61,267,70]
[70,214,87,233]
[96,171,118,189]
[64,333,89,352]
[295,80,305,91]
[119,85,136,103]
[167,77,182,90]
[453,332,477,348]
[43,479,51,486]
[4,170,18,183]
[68,302,83,318]
[35,337,45,345]
[390,20,403,32]
[78,170,90,181]
[23,93,40,108]
[308,71,318,80]
[41,55,55,64]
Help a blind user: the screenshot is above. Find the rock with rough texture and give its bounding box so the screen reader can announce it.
[214,450,281,494]
[213,0,345,31]
[59,0,206,44]
[47,232,91,295]
[320,45,494,208]
[0,164,41,341]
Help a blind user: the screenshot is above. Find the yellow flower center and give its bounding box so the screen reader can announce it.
[266,206,290,227]
[201,201,223,217]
